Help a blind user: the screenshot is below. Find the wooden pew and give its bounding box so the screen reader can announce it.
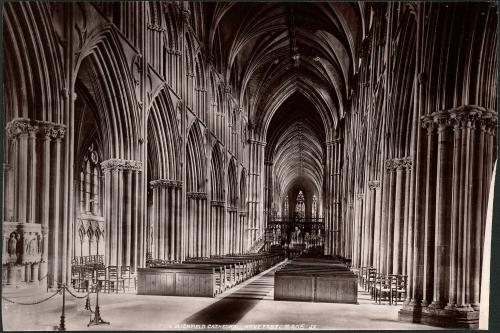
[137,265,225,297]
[138,251,285,298]
[274,254,357,304]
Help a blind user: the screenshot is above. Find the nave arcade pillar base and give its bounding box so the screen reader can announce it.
[399,305,479,329]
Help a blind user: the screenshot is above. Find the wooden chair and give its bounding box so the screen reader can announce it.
[71,265,82,290]
[357,267,365,287]
[367,268,377,298]
[106,266,125,293]
[375,274,393,304]
[393,274,407,305]
[79,266,95,292]
[95,266,107,292]
[120,266,137,291]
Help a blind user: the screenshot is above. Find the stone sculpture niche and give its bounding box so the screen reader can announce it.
[2,222,43,286]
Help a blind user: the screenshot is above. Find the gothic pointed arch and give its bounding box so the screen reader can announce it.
[147,87,181,181]
[239,168,247,211]
[74,30,141,160]
[227,159,238,208]
[210,143,225,201]
[3,2,64,123]
[186,121,207,193]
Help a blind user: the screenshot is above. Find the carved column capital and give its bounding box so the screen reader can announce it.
[101,159,143,172]
[392,158,405,170]
[206,54,215,66]
[403,157,413,170]
[418,72,428,85]
[448,106,482,130]
[326,138,343,146]
[248,139,266,147]
[147,23,166,32]
[421,114,438,134]
[6,118,36,139]
[368,180,381,190]
[186,192,207,200]
[180,8,191,23]
[433,111,455,131]
[211,200,225,207]
[42,123,66,141]
[149,179,183,189]
[6,118,66,141]
[385,159,394,170]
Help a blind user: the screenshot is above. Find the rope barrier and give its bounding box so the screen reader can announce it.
[38,273,50,281]
[2,288,61,305]
[64,285,90,300]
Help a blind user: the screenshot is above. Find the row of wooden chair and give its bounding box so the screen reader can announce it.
[71,264,136,293]
[71,255,104,266]
[373,274,407,305]
[356,266,407,305]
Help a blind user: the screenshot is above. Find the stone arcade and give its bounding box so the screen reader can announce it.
[2,1,497,330]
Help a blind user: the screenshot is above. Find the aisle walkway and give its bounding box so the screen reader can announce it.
[181,263,279,325]
[2,262,438,330]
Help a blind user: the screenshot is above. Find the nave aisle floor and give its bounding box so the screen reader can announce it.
[2,263,439,331]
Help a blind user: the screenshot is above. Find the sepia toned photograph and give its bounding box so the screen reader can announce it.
[1,1,498,331]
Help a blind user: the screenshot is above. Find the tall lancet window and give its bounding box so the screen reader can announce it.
[283,196,289,218]
[80,143,102,216]
[76,142,104,258]
[312,195,318,219]
[295,191,305,219]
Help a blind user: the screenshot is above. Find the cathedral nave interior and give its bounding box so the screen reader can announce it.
[1,1,497,330]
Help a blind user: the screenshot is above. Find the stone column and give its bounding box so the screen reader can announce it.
[247,140,265,246]
[325,141,334,255]
[379,160,391,274]
[368,181,381,270]
[393,158,405,274]
[355,193,364,267]
[101,159,142,266]
[360,188,369,267]
[263,161,273,234]
[446,113,462,310]
[40,123,65,283]
[386,160,396,274]
[125,170,132,266]
[430,112,453,309]
[470,111,496,309]
[421,115,437,306]
[170,186,176,259]
[51,126,65,283]
[402,157,412,276]
[335,139,343,255]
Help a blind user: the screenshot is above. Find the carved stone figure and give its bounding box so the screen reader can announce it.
[37,233,42,254]
[8,233,17,256]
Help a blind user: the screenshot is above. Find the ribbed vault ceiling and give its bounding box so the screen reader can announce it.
[196,2,365,215]
[266,92,325,205]
[199,2,365,133]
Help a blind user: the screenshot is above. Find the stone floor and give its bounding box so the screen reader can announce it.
[2,263,440,331]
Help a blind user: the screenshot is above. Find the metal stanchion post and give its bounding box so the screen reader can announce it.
[58,284,66,331]
[84,294,91,311]
[88,281,110,326]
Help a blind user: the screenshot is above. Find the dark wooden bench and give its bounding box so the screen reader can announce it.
[138,252,285,298]
[274,254,357,304]
[137,265,225,297]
